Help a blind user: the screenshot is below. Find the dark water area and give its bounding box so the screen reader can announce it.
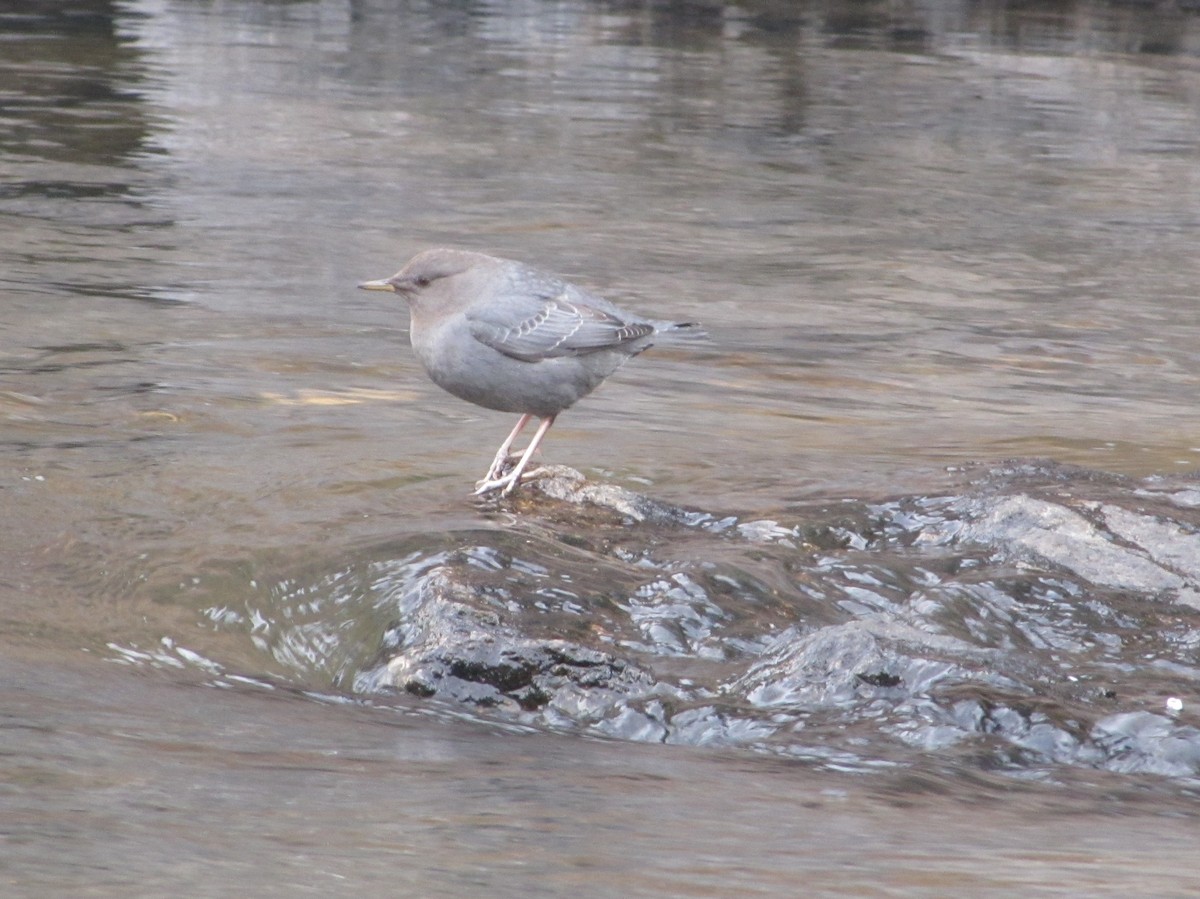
[5,0,1200,894]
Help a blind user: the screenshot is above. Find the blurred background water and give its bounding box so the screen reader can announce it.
[5,0,1200,894]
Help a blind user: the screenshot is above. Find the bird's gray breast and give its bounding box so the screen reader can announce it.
[410,311,629,417]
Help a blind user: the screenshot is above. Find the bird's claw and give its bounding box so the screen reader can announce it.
[482,451,523,484]
[473,415,554,499]
[473,474,517,496]
[473,465,549,497]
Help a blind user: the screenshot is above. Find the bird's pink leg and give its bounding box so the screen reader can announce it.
[482,413,532,482]
[500,415,555,496]
[474,415,556,496]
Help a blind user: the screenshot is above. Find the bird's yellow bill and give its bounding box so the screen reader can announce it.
[357,278,395,291]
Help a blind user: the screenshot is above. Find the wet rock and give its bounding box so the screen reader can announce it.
[735,621,967,711]
[354,566,658,720]
[918,488,1200,607]
[280,460,1200,779]
[1092,711,1200,777]
[1096,503,1200,608]
[522,464,701,525]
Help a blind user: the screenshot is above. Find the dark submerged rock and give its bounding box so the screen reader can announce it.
[354,567,657,721]
[330,463,1200,777]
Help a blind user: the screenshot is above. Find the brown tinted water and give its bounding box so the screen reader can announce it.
[5,1,1200,894]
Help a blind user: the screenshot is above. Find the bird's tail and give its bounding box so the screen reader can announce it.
[654,320,708,341]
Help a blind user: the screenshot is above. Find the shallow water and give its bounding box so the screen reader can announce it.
[5,0,1200,894]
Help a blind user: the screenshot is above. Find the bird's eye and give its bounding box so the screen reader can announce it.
[414,276,432,288]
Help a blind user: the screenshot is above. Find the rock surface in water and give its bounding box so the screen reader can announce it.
[284,463,1200,778]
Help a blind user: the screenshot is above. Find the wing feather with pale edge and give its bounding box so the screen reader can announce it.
[468,294,654,362]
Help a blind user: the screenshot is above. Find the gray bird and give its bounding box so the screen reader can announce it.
[358,248,700,496]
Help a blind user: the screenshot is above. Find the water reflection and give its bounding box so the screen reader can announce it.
[0,0,154,164]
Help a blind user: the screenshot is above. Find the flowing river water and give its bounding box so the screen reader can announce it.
[5,1,1200,894]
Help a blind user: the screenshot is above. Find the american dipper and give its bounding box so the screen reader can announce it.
[358,249,699,496]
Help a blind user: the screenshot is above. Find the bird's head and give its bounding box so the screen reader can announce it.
[357,249,486,300]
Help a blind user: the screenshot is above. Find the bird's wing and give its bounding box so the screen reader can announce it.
[468,293,655,362]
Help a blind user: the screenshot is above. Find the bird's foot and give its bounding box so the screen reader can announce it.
[473,465,550,498]
[473,470,521,497]
[482,451,523,483]
[475,415,554,498]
